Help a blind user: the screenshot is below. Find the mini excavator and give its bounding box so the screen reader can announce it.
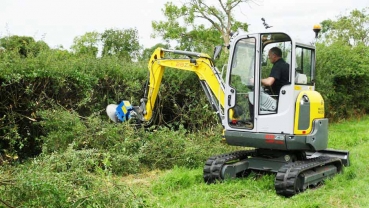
[106,25,350,197]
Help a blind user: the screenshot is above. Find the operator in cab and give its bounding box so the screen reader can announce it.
[262,47,290,96]
[247,47,289,122]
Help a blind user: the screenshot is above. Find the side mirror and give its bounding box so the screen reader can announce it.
[213,46,222,60]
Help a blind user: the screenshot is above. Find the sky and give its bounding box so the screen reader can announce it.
[0,0,367,50]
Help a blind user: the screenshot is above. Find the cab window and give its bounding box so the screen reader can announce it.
[295,46,314,85]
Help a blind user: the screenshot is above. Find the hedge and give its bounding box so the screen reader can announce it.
[1,41,369,159]
[0,48,218,159]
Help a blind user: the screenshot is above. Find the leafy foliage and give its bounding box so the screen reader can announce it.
[2,116,369,207]
[140,42,170,61]
[1,5,369,207]
[70,28,142,61]
[152,0,252,51]
[0,45,147,158]
[36,108,232,174]
[0,35,50,57]
[101,28,141,60]
[320,7,369,46]
[0,36,222,160]
[0,153,147,207]
[316,7,369,120]
[71,31,100,57]
[316,42,368,119]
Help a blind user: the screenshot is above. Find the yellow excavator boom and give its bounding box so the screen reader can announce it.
[141,47,226,122]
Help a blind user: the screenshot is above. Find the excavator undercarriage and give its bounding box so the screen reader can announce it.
[204,148,348,197]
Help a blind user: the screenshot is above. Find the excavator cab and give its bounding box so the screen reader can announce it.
[223,32,326,151]
[225,33,294,131]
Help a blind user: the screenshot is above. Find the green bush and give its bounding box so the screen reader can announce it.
[316,42,369,120]
[0,45,219,159]
[6,34,369,162]
[0,48,146,158]
[38,109,87,153]
[0,159,146,207]
[34,108,232,175]
[139,127,188,169]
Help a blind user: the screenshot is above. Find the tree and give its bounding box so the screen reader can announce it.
[100,28,141,60]
[315,7,369,120]
[152,0,252,51]
[140,43,170,61]
[320,7,369,46]
[0,35,49,57]
[71,32,100,57]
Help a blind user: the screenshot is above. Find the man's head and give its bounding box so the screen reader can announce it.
[268,47,282,64]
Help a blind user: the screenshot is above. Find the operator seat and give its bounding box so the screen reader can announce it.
[295,72,307,84]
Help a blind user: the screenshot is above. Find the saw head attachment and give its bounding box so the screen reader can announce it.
[106,101,142,123]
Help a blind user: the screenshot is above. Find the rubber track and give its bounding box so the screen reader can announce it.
[274,156,343,197]
[203,150,255,184]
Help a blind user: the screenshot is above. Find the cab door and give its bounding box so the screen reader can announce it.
[224,34,260,131]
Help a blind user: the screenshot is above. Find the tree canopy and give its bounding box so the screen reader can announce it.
[316,7,369,119]
[0,35,49,57]
[101,28,141,60]
[71,31,100,57]
[320,7,369,46]
[152,0,253,51]
[70,28,141,60]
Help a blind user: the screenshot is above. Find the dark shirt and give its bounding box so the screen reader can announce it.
[268,58,290,95]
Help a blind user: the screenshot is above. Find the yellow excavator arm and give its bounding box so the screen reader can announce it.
[106,47,227,124]
[142,47,225,122]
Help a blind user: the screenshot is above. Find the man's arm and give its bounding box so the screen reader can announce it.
[261,77,275,86]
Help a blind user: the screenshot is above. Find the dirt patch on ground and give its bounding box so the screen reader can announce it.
[119,169,163,187]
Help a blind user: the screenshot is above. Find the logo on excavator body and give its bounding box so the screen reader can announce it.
[176,62,189,67]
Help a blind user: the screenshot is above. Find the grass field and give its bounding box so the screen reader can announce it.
[1,116,369,207]
[125,116,369,207]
